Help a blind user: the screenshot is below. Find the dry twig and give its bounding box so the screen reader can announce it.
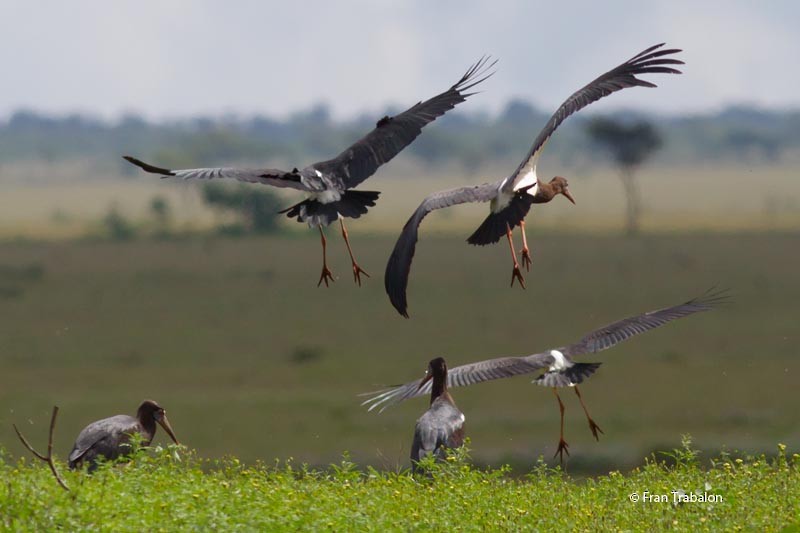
[13,406,70,491]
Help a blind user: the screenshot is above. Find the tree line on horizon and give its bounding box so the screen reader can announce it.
[0,101,796,170]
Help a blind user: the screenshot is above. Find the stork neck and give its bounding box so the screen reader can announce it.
[136,413,157,443]
[429,372,449,405]
[531,180,557,204]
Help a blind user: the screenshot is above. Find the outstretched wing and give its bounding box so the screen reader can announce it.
[361,354,553,412]
[502,43,683,193]
[384,182,499,317]
[313,57,496,190]
[560,289,729,357]
[122,156,304,190]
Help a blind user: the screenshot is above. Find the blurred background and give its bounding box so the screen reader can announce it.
[1,0,798,474]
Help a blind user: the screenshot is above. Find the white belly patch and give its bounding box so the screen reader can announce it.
[310,190,342,204]
[548,349,571,372]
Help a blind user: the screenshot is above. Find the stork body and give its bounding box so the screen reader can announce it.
[68,400,179,471]
[411,357,465,472]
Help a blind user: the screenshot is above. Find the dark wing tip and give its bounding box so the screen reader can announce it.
[455,55,498,94]
[122,155,175,176]
[385,258,411,318]
[687,286,733,308]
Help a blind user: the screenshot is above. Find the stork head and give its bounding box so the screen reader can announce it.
[137,400,180,445]
[416,357,449,402]
[548,176,575,204]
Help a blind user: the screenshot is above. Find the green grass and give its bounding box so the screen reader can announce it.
[2,440,799,531]
[1,232,798,473]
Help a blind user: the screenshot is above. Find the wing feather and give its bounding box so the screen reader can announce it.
[503,43,683,193]
[68,415,138,463]
[313,57,496,189]
[361,354,553,412]
[122,156,303,190]
[384,182,500,317]
[560,289,729,356]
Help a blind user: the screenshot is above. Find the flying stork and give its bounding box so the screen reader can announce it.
[124,57,495,287]
[364,290,726,464]
[385,44,683,316]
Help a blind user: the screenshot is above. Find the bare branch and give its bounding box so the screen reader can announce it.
[13,406,70,491]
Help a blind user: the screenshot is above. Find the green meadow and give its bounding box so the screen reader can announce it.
[2,441,799,531]
[1,230,797,472]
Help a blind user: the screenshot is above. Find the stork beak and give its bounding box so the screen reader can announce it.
[415,372,433,393]
[562,188,576,205]
[156,413,180,445]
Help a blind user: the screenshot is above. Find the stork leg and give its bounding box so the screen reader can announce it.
[519,220,532,272]
[574,386,604,441]
[506,224,526,289]
[552,388,570,465]
[317,226,335,287]
[340,219,370,286]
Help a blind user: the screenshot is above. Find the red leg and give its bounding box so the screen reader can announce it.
[506,224,526,289]
[519,220,532,271]
[553,388,570,466]
[340,219,370,286]
[575,386,604,441]
[317,226,335,287]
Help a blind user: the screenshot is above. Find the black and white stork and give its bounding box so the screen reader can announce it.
[124,58,495,287]
[364,290,726,464]
[385,44,683,316]
[68,400,179,471]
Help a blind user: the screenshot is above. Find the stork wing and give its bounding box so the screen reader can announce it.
[385,182,499,317]
[68,415,138,463]
[412,401,464,461]
[313,57,496,190]
[361,354,553,412]
[502,43,683,193]
[560,289,728,357]
[122,156,304,190]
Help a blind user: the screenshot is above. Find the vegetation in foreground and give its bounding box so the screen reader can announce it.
[1,440,798,531]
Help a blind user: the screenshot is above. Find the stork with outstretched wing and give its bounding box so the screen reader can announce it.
[125,57,495,287]
[364,290,726,464]
[385,44,683,317]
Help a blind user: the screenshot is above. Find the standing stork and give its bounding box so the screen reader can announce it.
[385,44,683,317]
[411,357,466,473]
[364,290,726,464]
[124,57,495,287]
[68,400,180,471]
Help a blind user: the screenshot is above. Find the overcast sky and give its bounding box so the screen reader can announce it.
[2,0,798,121]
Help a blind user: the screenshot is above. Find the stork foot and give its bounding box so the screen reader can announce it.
[587,418,604,441]
[554,438,570,465]
[510,265,526,289]
[520,247,532,271]
[351,263,371,286]
[317,266,335,287]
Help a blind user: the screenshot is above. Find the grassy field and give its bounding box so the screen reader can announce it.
[2,441,798,531]
[1,231,798,473]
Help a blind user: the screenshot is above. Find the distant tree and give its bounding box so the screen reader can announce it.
[202,184,283,234]
[103,206,136,241]
[150,196,171,236]
[586,118,662,235]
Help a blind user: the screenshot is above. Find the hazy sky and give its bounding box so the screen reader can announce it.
[2,0,799,121]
